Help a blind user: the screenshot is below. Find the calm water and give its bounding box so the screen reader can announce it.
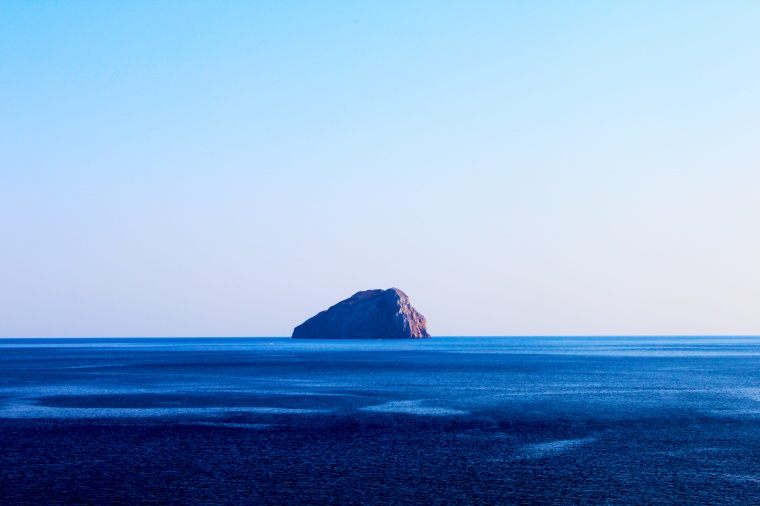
[3,336,760,504]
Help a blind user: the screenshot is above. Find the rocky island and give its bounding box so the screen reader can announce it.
[292,288,430,339]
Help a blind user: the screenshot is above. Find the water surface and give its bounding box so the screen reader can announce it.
[2,336,760,504]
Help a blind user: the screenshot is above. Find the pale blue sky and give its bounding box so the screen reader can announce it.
[2,1,759,337]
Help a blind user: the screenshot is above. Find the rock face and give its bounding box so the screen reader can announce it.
[292,288,430,339]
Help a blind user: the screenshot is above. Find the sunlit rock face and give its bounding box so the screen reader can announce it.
[292,288,430,339]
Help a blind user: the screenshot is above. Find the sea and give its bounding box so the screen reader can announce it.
[3,336,760,505]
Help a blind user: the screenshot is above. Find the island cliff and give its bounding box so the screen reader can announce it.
[292,288,430,339]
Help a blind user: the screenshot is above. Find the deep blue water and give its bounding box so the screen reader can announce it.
[3,336,760,504]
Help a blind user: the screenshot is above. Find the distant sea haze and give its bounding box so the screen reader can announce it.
[3,336,760,504]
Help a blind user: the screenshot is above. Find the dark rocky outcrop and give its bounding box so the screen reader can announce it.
[292,288,430,339]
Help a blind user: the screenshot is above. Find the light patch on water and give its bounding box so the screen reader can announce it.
[709,388,760,418]
[192,386,360,397]
[272,379,362,389]
[360,400,467,416]
[0,384,360,399]
[732,387,760,403]
[0,385,212,397]
[0,401,331,419]
[490,387,707,398]
[518,436,597,459]
[723,474,760,484]
[190,422,273,429]
[710,408,760,418]
[449,350,760,357]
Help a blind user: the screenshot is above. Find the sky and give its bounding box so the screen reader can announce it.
[1,1,759,337]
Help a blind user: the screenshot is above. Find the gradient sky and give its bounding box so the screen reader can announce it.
[2,1,759,337]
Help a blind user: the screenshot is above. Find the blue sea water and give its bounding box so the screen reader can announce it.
[3,336,760,504]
